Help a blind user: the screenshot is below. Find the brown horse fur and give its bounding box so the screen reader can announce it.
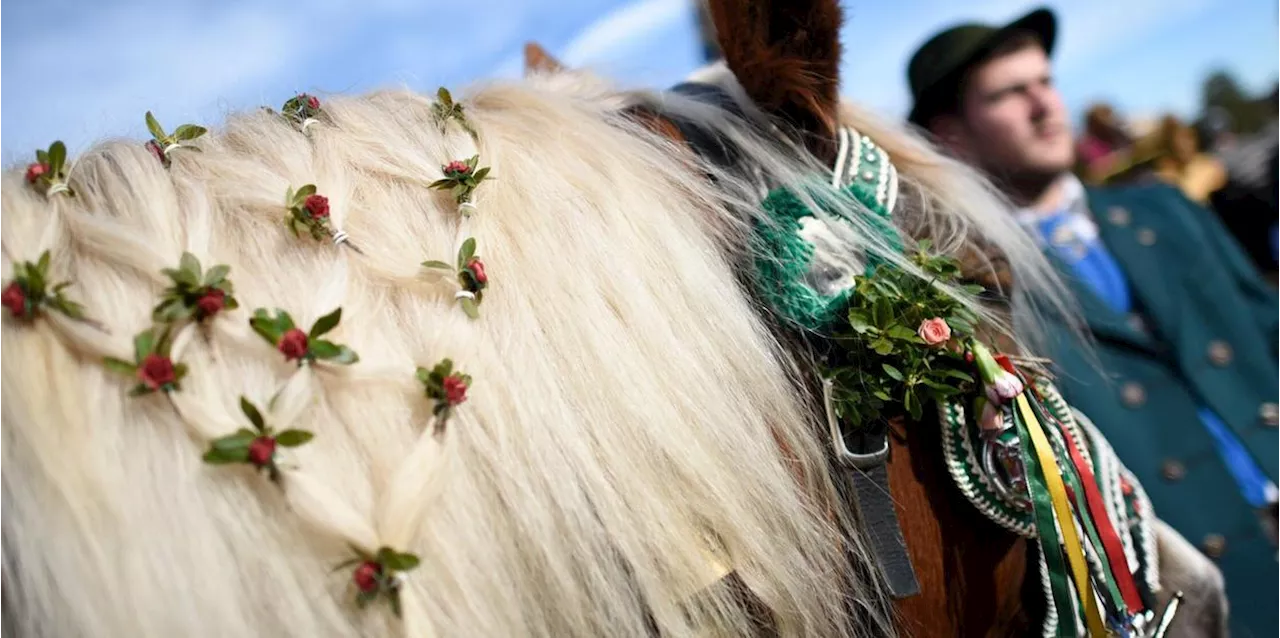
[701,0,843,165]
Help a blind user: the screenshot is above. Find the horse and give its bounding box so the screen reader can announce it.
[2,1,1225,637]
[524,3,1232,635]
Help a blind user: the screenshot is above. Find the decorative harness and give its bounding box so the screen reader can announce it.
[660,81,1184,638]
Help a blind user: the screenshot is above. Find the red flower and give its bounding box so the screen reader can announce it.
[442,374,468,405]
[465,258,487,285]
[303,194,330,220]
[144,140,166,163]
[442,161,471,177]
[25,163,48,183]
[196,288,226,318]
[248,436,277,466]
[353,561,381,593]
[137,354,177,390]
[305,95,320,110]
[2,282,27,318]
[278,328,309,361]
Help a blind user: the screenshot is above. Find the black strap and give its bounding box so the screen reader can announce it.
[833,420,920,599]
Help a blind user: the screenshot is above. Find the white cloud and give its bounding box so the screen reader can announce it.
[560,0,690,65]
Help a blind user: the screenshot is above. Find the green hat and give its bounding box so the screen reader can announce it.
[906,7,1057,127]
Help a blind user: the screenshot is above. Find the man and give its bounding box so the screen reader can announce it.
[905,7,1278,637]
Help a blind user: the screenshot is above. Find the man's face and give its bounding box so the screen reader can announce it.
[939,44,1075,179]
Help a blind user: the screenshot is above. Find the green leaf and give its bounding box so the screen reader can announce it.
[173,124,207,141]
[240,397,266,431]
[128,384,154,397]
[420,260,452,271]
[212,429,257,452]
[36,150,49,165]
[415,367,431,384]
[275,429,314,447]
[330,345,359,365]
[459,297,479,319]
[203,444,250,464]
[145,112,166,141]
[308,339,340,359]
[309,307,342,339]
[179,252,202,280]
[382,551,420,572]
[885,325,918,341]
[36,251,51,275]
[162,266,200,288]
[203,264,230,286]
[871,339,893,356]
[457,238,476,270]
[904,390,922,421]
[940,369,975,383]
[134,330,156,361]
[276,310,296,332]
[103,357,138,375]
[437,87,453,106]
[472,167,490,182]
[48,141,67,173]
[293,184,317,203]
[881,363,904,381]
[872,297,893,328]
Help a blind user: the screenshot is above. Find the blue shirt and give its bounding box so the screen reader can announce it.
[1019,177,1277,508]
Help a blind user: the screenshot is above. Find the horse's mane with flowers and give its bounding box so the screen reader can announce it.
[3,1,1226,637]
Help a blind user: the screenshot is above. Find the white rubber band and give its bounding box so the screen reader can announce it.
[454,290,475,301]
[45,182,70,197]
[301,118,318,132]
[458,201,478,217]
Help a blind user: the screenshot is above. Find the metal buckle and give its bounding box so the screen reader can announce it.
[823,378,889,470]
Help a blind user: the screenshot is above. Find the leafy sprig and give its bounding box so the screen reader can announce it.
[144,111,207,167]
[153,252,239,323]
[103,327,189,396]
[333,545,422,617]
[415,358,471,433]
[25,141,74,197]
[2,250,87,322]
[428,155,491,205]
[430,87,476,138]
[202,397,314,482]
[278,93,322,127]
[827,241,981,425]
[249,307,359,365]
[284,185,332,242]
[422,237,487,319]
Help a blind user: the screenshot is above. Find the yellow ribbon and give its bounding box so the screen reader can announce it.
[1016,395,1107,637]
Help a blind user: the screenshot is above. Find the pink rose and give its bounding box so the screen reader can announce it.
[353,561,381,592]
[25,163,47,183]
[144,140,166,164]
[442,375,468,405]
[2,282,27,318]
[277,328,309,361]
[137,354,177,390]
[248,436,277,467]
[195,288,226,318]
[442,161,471,177]
[465,257,487,286]
[917,317,951,346]
[303,194,329,220]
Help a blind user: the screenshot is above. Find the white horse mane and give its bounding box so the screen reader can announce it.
[2,80,911,637]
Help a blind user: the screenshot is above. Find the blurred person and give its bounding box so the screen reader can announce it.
[906,7,1279,636]
[1151,114,1228,204]
[1076,103,1135,184]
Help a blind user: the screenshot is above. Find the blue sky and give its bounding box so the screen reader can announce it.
[2,0,1276,164]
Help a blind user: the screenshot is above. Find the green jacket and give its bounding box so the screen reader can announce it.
[1039,182,1278,637]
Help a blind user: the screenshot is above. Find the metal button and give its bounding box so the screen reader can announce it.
[1161,459,1186,481]
[1136,228,1157,246]
[1120,382,1147,408]
[1207,340,1233,367]
[1201,533,1227,558]
[1126,313,1148,334]
[1260,402,1279,428]
[1107,206,1131,227]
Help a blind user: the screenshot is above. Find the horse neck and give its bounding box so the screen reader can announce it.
[886,414,1043,636]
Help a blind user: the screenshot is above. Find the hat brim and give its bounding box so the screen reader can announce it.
[908,8,1057,126]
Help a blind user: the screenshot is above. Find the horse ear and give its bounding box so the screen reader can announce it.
[524,42,565,76]
[704,0,843,164]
